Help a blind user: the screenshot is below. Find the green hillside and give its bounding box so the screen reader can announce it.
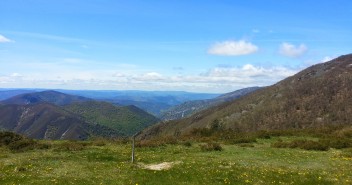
[0,103,122,140]
[64,101,159,136]
[141,54,352,138]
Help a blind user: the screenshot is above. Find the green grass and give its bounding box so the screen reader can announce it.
[0,137,351,185]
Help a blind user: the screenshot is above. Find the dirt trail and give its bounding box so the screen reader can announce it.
[139,161,181,170]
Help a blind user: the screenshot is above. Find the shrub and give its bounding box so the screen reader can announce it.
[210,119,224,131]
[182,141,192,147]
[255,130,272,139]
[91,138,107,146]
[0,132,24,146]
[55,141,86,151]
[200,142,223,152]
[7,139,38,152]
[0,131,49,152]
[271,141,286,148]
[271,139,329,151]
[300,140,329,151]
[319,138,351,149]
[191,128,213,137]
[183,141,192,147]
[113,137,130,145]
[136,136,178,148]
[231,137,257,144]
[237,143,255,147]
[338,128,352,138]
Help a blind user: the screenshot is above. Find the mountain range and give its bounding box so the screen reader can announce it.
[1,90,91,106]
[3,54,351,141]
[0,91,158,139]
[59,90,220,116]
[140,54,352,139]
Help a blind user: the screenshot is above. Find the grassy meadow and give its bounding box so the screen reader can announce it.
[0,135,351,185]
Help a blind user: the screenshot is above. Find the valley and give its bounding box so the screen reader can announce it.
[0,89,225,139]
[2,1,352,184]
[0,55,351,185]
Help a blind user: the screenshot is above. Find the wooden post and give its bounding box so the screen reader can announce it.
[131,131,141,163]
[131,135,135,163]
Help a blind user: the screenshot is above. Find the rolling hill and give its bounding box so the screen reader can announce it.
[0,90,159,138]
[160,87,261,121]
[0,103,122,140]
[140,54,352,139]
[64,101,159,135]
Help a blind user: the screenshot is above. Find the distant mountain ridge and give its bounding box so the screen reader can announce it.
[1,90,91,106]
[58,90,220,116]
[0,89,38,101]
[0,90,159,139]
[140,54,352,139]
[0,89,220,117]
[160,87,261,121]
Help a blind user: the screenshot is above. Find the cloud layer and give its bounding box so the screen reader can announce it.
[0,63,298,93]
[279,42,307,57]
[208,40,258,56]
[0,35,12,43]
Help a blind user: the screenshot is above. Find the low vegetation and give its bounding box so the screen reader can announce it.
[199,142,223,151]
[271,139,330,151]
[1,130,351,184]
[0,132,49,152]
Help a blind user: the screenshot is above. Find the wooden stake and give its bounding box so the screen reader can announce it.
[131,131,141,163]
[131,135,135,163]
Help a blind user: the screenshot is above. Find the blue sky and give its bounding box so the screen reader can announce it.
[1,0,351,93]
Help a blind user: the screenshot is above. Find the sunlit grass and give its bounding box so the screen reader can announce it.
[0,137,351,185]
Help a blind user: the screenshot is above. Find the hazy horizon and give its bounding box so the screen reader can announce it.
[0,87,223,94]
[1,1,351,93]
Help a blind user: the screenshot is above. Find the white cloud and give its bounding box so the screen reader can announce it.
[203,65,296,83]
[208,40,258,56]
[113,73,126,78]
[0,60,299,93]
[133,72,164,81]
[10,73,23,77]
[279,42,307,58]
[321,56,335,63]
[0,35,12,43]
[304,56,337,66]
